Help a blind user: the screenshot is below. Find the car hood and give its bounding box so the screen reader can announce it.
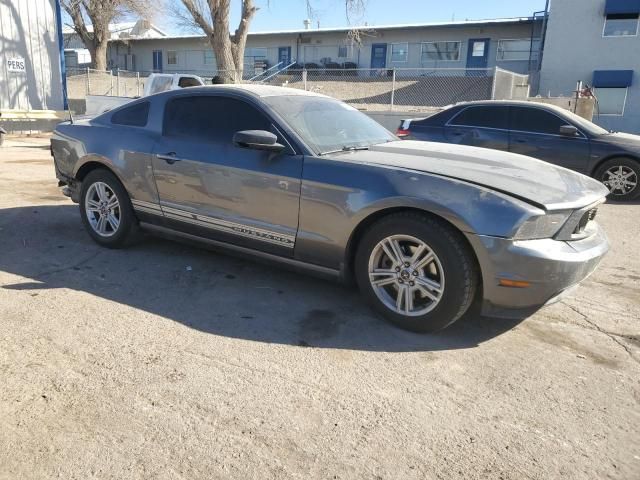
[343,141,608,210]
[593,132,640,149]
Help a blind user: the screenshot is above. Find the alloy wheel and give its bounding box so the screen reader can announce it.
[84,181,121,237]
[368,235,445,317]
[602,165,638,196]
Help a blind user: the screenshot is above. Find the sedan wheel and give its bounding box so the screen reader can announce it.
[368,235,445,317]
[595,158,640,201]
[355,212,478,332]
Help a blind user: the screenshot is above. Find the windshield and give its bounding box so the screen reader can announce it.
[263,95,396,154]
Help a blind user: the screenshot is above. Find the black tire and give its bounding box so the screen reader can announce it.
[79,168,138,248]
[355,212,479,333]
[594,157,640,201]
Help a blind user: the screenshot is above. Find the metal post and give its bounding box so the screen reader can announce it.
[136,72,140,97]
[116,68,120,96]
[86,67,90,95]
[110,72,113,95]
[303,69,308,91]
[491,66,498,100]
[390,69,396,110]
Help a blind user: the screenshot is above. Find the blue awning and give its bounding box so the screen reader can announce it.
[605,0,640,15]
[593,70,634,87]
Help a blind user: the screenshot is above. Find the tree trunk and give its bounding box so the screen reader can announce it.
[210,35,237,83]
[91,41,109,71]
[209,0,237,83]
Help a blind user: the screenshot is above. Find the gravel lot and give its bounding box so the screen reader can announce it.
[1,136,639,480]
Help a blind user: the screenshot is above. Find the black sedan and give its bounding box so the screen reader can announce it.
[397,101,640,201]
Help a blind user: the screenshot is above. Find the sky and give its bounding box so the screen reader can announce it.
[153,0,549,35]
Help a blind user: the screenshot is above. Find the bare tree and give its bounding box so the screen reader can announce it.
[61,0,151,70]
[175,0,366,83]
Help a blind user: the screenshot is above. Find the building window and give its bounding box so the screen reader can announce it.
[338,45,349,58]
[167,50,177,65]
[603,13,639,36]
[203,50,214,65]
[244,48,267,59]
[390,43,408,62]
[303,45,319,64]
[496,39,533,61]
[595,87,628,115]
[421,41,461,61]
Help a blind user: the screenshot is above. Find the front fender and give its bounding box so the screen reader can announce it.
[294,156,541,270]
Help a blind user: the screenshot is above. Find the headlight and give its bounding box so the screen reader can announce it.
[513,213,570,240]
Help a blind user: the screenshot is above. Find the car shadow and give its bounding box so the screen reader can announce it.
[0,204,527,352]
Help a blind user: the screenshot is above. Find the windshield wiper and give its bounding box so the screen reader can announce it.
[321,145,370,155]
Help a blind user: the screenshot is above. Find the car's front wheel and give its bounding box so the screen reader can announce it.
[79,169,137,248]
[355,212,479,332]
[595,158,640,201]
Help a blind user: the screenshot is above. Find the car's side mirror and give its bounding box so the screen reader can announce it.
[559,125,579,137]
[233,130,285,153]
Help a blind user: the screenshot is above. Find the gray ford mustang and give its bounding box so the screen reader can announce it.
[51,85,610,332]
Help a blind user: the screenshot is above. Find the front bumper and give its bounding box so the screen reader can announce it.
[465,222,609,319]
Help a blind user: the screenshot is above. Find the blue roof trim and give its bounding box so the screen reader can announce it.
[605,0,640,15]
[593,70,634,88]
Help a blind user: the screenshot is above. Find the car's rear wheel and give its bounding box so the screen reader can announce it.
[355,212,479,332]
[594,158,640,201]
[79,169,137,248]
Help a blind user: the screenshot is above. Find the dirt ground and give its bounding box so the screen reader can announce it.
[0,136,638,480]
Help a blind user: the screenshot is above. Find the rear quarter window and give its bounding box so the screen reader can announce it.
[409,110,453,127]
[111,102,150,127]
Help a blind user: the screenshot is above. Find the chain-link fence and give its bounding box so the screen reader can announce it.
[65,66,529,113]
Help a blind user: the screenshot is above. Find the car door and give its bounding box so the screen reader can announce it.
[508,106,590,173]
[444,105,510,150]
[151,94,303,256]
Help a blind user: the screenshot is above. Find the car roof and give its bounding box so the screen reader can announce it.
[450,100,571,115]
[155,84,329,99]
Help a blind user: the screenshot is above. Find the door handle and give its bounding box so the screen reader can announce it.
[157,152,181,164]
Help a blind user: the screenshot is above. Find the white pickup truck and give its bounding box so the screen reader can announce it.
[85,73,205,116]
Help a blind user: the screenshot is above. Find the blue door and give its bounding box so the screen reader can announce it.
[152,50,163,72]
[466,38,490,69]
[370,43,387,69]
[278,47,291,66]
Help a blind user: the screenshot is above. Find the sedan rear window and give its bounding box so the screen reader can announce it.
[111,102,150,127]
[449,106,509,130]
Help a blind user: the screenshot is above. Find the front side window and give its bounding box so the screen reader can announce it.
[496,39,533,61]
[263,95,395,154]
[604,13,639,36]
[111,101,150,127]
[391,43,408,62]
[450,106,509,129]
[167,50,177,65]
[595,87,628,115]
[163,96,271,142]
[510,107,567,135]
[421,41,460,61]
